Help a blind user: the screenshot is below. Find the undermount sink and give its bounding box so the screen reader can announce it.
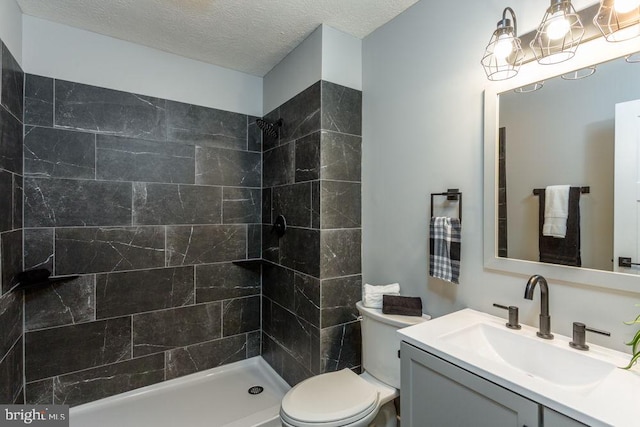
[440,322,616,390]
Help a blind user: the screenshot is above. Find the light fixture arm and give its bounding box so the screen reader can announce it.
[502,7,518,36]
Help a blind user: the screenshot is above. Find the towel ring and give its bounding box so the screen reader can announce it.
[430,189,462,223]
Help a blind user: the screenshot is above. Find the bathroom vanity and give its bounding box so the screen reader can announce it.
[399,309,639,427]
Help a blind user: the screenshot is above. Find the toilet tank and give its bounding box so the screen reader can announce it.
[356,301,430,389]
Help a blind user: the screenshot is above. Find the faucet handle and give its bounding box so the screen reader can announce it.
[493,303,522,330]
[569,322,611,351]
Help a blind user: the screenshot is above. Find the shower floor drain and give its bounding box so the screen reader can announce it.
[248,386,264,395]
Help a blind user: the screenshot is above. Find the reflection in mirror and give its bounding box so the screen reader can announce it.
[498,56,640,273]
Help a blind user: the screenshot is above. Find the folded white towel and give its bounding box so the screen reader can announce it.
[543,185,570,238]
[362,283,400,309]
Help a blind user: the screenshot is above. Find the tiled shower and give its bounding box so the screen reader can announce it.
[0,34,363,406]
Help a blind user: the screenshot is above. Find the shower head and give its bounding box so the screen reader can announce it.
[256,118,283,138]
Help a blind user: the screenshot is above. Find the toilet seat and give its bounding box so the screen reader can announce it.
[280,369,380,427]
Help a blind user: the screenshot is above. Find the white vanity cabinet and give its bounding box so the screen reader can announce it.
[400,342,586,427]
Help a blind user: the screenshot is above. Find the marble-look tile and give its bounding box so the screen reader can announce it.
[96,135,195,184]
[1,42,23,121]
[262,262,294,311]
[311,181,320,229]
[1,230,22,293]
[0,171,11,232]
[24,228,54,272]
[294,273,320,328]
[54,354,165,407]
[25,317,131,382]
[321,275,361,328]
[166,100,247,150]
[133,302,221,357]
[55,80,166,140]
[0,105,23,174]
[0,338,23,404]
[247,116,262,152]
[24,178,132,227]
[263,143,294,187]
[280,82,321,144]
[310,326,320,375]
[280,228,320,278]
[295,132,320,182]
[55,227,165,275]
[320,321,361,373]
[24,126,95,179]
[272,183,312,228]
[195,262,260,303]
[262,188,272,225]
[248,224,261,259]
[0,290,22,360]
[195,146,261,187]
[12,174,21,230]
[133,183,222,225]
[24,75,53,127]
[321,81,362,136]
[166,225,247,266]
[166,335,246,380]
[261,109,281,152]
[222,187,261,224]
[265,301,312,369]
[261,333,312,387]
[222,296,260,336]
[25,379,53,405]
[96,267,194,318]
[247,331,261,358]
[25,275,95,331]
[320,229,361,279]
[320,131,361,182]
[320,181,361,229]
[261,225,280,264]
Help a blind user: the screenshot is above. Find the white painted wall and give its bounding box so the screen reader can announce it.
[21,15,262,116]
[362,0,638,353]
[322,25,362,92]
[0,0,22,64]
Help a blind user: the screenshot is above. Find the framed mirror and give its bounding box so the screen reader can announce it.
[484,35,640,294]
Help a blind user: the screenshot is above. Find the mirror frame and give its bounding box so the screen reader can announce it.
[483,36,640,294]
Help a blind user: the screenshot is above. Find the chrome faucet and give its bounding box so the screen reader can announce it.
[524,275,554,339]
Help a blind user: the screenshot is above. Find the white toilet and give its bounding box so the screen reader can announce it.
[280,301,430,427]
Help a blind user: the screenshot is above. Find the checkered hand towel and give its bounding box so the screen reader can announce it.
[429,217,461,284]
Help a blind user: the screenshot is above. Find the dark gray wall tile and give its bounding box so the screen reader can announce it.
[247,117,262,152]
[321,81,362,136]
[321,275,361,328]
[1,230,22,293]
[0,338,23,404]
[0,171,11,232]
[264,301,312,370]
[133,183,222,225]
[166,225,247,266]
[96,267,194,318]
[12,174,21,229]
[262,188,272,225]
[295,132,320,182]
[133,302,221,356]
[54,354,165,407]
[166,335,246,380]
[311,181,320,229]
[0,106,23,174]
[280,82,321,143]
[0,291,22,359]
[222,187,261,224]
[320,181,361,229]
[295,273,320,328]
[24,75,53,127]
[195,262,260,303]
[261,224,279,263]
[25,379,53,405]
[320,131,361,182]
[261,333,312,387]
[195,147,261,187]
[320,229,361,279]
[320,321,361,373]
[247,331,261,358]
[262,262,294,311]
[272,183,311,228]
[55,80,166,140]
[263,143,294,187]
[1,43,23,121]
[24,228,54,272]
[25,275,95,331]
[248,224,261,259]
[166,100,247,150]
[25,317,131,382]
[24,178,132,227]
[55,227,165,275]
[222,296,260,336]
[96,135,195,184]
[24,127,95,179]
[280,228,320,278]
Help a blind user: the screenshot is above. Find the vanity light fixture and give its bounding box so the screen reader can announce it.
[530,0,585,65]
[561,66,597,79]
[626,51,640,61]
[481,7,524,80]
[594,0,640,42]
[514,81,545,93]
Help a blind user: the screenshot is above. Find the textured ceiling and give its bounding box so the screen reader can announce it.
[16,0,420,76]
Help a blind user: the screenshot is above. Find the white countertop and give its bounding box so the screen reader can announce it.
[398,308,640,427]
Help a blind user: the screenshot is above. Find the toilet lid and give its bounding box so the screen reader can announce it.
[281,369,379,425]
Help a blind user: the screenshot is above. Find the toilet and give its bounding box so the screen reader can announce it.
[280,301,430,427]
